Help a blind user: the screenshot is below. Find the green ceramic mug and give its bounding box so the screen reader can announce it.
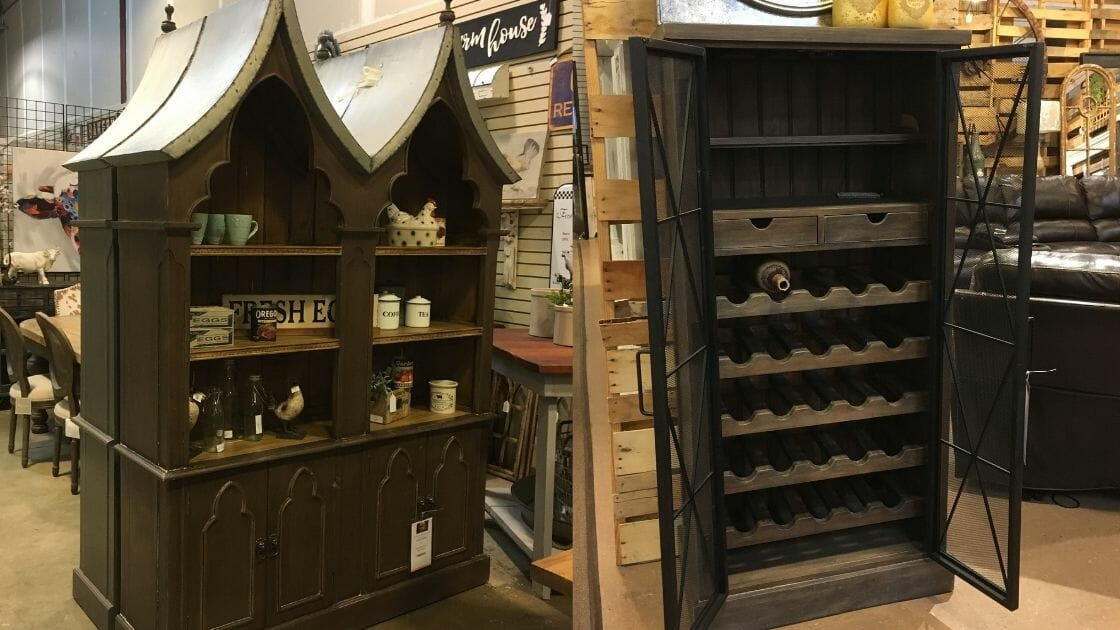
[203,213,226,245]
[191,213,210,245]
[225,214,259,246]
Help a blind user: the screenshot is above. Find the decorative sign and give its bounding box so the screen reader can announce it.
[550,184,574,289]
[459,0,559,68]
[494,128,549,201]
[549,59,575,131]
[222,294,336,329]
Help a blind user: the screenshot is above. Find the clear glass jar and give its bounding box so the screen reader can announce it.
[832,0,888,27]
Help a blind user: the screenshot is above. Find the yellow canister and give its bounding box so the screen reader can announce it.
[832,0,888,27]
[888,0,934,28]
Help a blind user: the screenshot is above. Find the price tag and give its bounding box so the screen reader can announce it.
[410,518,433,572]
[255,414,263,435]
[389,392,397,413]
[223,430,234,439]
[502,400,511,414]
[15,397,32,416]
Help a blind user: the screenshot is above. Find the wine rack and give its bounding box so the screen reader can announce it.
[716,267,930,319]
[724,470,925,548]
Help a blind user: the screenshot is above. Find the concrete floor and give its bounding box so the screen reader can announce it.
[0,411,570,629]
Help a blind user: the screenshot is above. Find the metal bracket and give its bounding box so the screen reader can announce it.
[635,348,653,417]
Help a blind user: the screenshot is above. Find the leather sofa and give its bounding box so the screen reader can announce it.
[955,175,1120,490]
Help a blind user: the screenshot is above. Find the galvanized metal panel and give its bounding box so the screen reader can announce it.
[106,0,278,164]
[316,26,448,172]
[67,18,203,170]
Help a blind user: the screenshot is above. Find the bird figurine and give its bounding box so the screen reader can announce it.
[415,199,439,226]
[265,381,306,440]
[188,392,203,429]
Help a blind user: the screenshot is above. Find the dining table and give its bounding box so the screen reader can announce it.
[20,314,82,363]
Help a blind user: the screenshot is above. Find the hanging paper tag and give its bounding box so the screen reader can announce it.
[410,518,433,572]
[15,397,32,416]
[255,414,263,435]
[215,441,225,453]
[502,400,511,414]
[389,392,398,413]
[223,429,234,439]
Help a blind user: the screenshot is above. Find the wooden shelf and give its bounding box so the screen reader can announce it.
[710,134,924,149]
[190,421,332,465]
[375,246,487,256]
[372,321,483,345]
[190,333,340,362]
[719,337,929,379]
[368,406,480,434]
[191,245,342,256]
[722,391,928,437]
[725,497,924,549]
[717,281,930,320]
[724,445,926,494]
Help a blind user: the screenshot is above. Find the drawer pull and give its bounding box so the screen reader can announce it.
[750,218,774,229]
[866,212,887,224]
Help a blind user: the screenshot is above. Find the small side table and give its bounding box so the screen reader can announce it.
[489,328,573,599]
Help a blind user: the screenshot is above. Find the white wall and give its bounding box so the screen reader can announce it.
[0,0,394,108]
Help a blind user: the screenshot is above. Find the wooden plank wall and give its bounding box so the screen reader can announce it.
[335,0,583,327]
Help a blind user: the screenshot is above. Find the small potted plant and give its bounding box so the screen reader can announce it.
[369,368,408,425]
[549,277,574,347]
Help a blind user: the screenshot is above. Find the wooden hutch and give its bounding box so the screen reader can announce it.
[631,23,1043,630]
[66,1,516,628]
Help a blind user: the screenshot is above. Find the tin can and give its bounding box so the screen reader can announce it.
[249,305,278,342]
[391,357,414,389]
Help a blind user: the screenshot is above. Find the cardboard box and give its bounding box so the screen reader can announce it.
[189,327,234,349]
[190,306,236,329]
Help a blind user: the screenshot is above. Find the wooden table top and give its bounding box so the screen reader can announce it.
[20,315,82,363]
[492,327,572,376]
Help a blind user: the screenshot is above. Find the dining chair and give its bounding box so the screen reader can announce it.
[35,313,81,494]
[1,308,57,468]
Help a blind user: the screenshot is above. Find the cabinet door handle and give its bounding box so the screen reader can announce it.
[255,537,267,563]
[417,495,441,518]
[635,348,654,417]
[267,533,280,559]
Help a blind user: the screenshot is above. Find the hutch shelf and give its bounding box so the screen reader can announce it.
[632,25,1042,630]
[65,2,516,629]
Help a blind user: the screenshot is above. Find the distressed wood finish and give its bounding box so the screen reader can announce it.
[74,3,507,628]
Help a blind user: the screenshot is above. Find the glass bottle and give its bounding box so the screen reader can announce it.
[197,386,226,454]
[243,375,266,442]
[221,359,241,439]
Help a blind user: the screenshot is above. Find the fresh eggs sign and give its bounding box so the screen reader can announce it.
[459,0,559,68]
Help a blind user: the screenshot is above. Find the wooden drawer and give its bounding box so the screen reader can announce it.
[819,211,927,244]
[714,216,818,252]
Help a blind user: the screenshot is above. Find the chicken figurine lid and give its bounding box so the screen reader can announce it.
[407,295,431,306]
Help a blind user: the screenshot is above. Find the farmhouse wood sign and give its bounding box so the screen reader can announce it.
[459,0,559,68]
[222,294,337,329]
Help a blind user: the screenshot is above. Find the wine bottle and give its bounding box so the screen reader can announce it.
[727,494,757,534]
[769,375,805,413]
[725,436,754,478]
[733,378,768,417]
[839,368,878,405]
[867,369,909,402]
[765,434,793,472]
[242,375,266,442]
[754,260,792,297]
[799,316,841,355]
[767,321,801,359]
[848,477,877,509]
[800,484,830,519]
[220,359,241,440]
[803,371,840,410]
[198,386,226,454]
[767,489,795,526]
[850,425,879,458]
[836,317,873,351]
[870,318,909,348]
[803,268,838,297]
[812,427,845,459]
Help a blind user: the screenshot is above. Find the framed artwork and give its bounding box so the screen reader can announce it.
[10,148,80,272]
[494,128,549,201]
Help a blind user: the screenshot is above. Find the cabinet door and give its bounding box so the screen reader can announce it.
[363,437,426,591]
[182,470,269,630]
[933,43,1043,611]
[265,458,337,624]
[629,37,725,630]
[427,426,485,571]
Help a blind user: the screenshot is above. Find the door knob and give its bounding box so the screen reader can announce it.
[255,537,267,563]
[267,533,280,559]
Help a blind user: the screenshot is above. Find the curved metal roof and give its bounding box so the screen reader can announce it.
[314,26,518,182]
[67,0,367,172]
[68,0,516,184]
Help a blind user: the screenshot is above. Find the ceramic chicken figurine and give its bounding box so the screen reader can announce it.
[415,199,439,226]
[387,200,439,227]
[266,381,306,439]
[188,392,203,429]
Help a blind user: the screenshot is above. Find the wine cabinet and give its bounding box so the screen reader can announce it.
[631,27,1043,629]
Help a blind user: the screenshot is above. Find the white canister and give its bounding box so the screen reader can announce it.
[378,293,401,330]
[528,289,555,338]
[429,380,458,414]
[405,295,432,328]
